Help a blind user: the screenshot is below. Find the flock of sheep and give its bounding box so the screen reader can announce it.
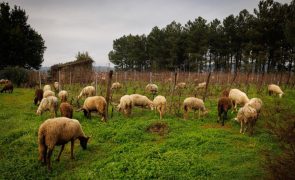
[0,79,284,171]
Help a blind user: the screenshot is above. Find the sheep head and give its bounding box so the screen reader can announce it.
[79,136,90,150]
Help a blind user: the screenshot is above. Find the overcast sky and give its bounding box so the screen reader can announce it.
[9,0,292,67]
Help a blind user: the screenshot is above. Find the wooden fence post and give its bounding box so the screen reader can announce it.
[105,70,113,121]
[203,72,211,102]
[169,72,177,114]
[39,71,41,89]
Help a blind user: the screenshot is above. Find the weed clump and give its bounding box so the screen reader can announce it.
[146,122,169,136]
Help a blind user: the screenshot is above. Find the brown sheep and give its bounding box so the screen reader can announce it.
[78,96,107,121]
[34,89,43,105]
[217,97,232,126]
[60,102,73,118]
[38,117,89,171]
[221,89,230,97]
[1,83,13,93]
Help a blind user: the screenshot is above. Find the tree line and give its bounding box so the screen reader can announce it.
[109,0,295,74]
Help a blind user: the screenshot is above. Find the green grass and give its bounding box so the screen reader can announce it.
[0,85,293,179]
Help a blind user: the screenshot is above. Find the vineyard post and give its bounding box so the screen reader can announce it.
[203,72,211,102]
[169,72,177,114]
[39,71,41,89]
[95,71,98,95]
[105,70,113,121]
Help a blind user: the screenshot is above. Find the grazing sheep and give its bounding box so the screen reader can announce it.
[43,90,55,98]
[217,97,232,126]
[246,98,263,114]
[34,89,43,105]
[268,84,284,98]
[145,83,158,94]
[235,104,258,135]
[53,82,60,92]
[183,97,207,119]
[0,83,13,93]
[111,82,123,90]
[130,94,154,110]
[43,85,51,92]
[195,82,206,90]
[78,96,107,121]
[77,86,95,100]
[175,82,186,90]
[36,96,58,118]
[60,102,73,118]
[153,95,167,120]
[229,88,249,111]
[117,95,133,116]
[38,117,89,171]
[58,90,68,102]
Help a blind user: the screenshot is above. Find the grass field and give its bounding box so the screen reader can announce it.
[0,85,294,179]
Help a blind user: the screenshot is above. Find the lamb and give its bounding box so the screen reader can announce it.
[0,83,13,93]
[183,97,207,119]
[117,95,133,116]
[38,117,89,171]
[217,97,232,126]
[34,89,43,105]
[234,104,258,135]
[58,90,68,102]
[268,84,284,98]
[111,82,123,90]
[228,88,249,111]
[175,82,186,90]
[53,82,60,92]
[129,94,154,110]
[77,86,95,100]
[43,90,55,98]
[43,85,51,92]
[153,95,167,120]
[145,83,158,94]
[78,96,107,121]
[36,96,58,118]
[60,102,73,118]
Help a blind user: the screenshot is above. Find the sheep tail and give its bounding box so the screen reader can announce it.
[38,131,46,162]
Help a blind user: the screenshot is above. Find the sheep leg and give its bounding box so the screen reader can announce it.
[198,109,200,119]
[46,148,54,171]
[70,140,75,159]
[240,121,243,133]
[56,145,65,162]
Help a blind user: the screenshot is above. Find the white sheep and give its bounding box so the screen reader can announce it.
[78,96,107,121]
[145,83,158,94]
[36,96,58,118]
[111,82,123,90]
[117,95,133,116]
[153,95,167,120]
[43,84,51,92]
[58,90,68,102]
[195,82,206,90]
[246,98,263,114]
[43,90,55,98]
[130,94,154,110]
[77,86,95,100]
[53,82,60,92]
[175,82,186,90]
[183,97,207,119]
[38,117,89,171]
[235,104,258,135]
[229,88,249,111]
[268,84,284,98]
